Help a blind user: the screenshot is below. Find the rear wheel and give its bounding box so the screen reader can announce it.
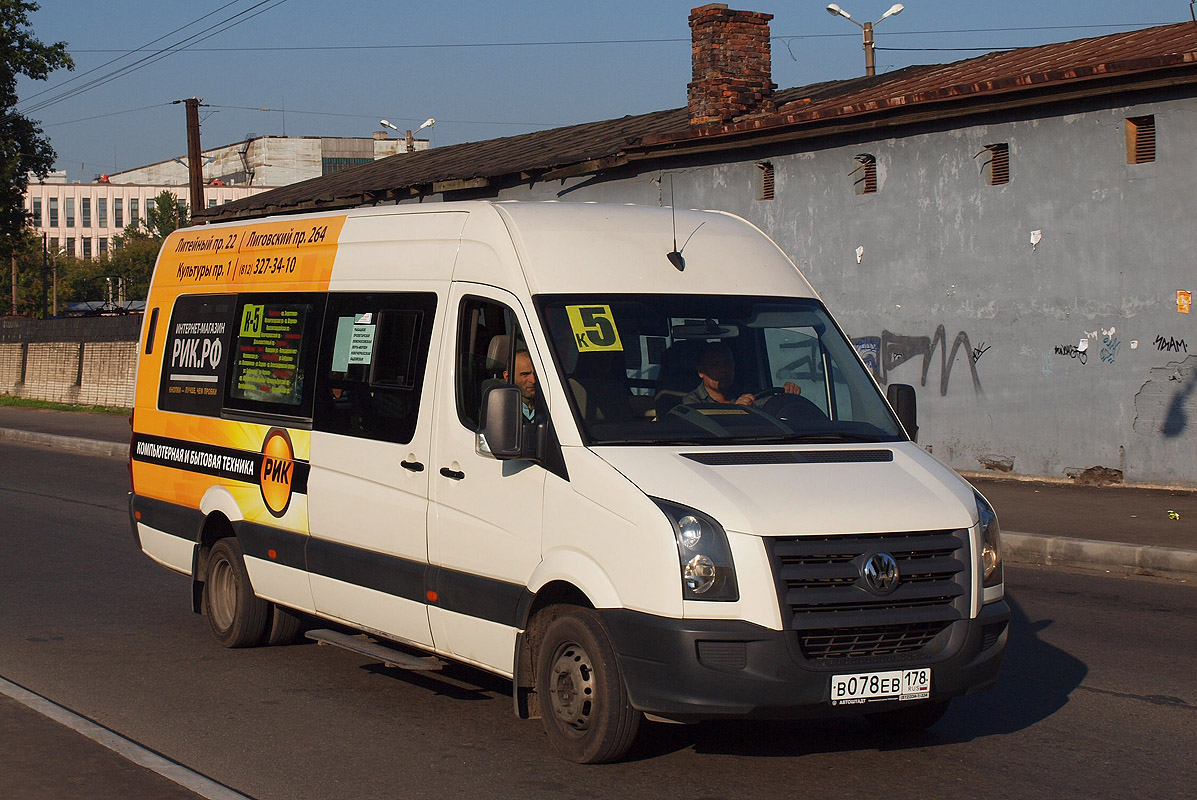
[264,604,305,646]
[865,699,951,732]
[535,608,641,764]
[203,538,269,648]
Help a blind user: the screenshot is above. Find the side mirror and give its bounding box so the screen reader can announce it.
[479,385,524,458]
[886,383,918,442]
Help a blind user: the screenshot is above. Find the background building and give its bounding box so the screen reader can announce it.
[203,8,1197,487]
[104,132,427,188]
[25,171,265,259]
[24,133,427,259]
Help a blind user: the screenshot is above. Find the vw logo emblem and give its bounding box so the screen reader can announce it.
[862,552,900,595]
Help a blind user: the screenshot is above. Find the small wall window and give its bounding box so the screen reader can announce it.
[975,143,1010,186]
[1126,115,1156,164]
[852,154,877,195]
[31,198,41,227]
[757,161,775,201]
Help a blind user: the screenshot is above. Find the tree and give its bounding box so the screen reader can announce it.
[1,1,73,260]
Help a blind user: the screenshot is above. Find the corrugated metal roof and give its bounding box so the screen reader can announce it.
[201,21,1197,222]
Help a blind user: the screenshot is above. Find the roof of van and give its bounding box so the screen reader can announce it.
[486,203,817,299]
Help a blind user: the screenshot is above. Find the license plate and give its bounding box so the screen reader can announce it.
[830,668,931,706]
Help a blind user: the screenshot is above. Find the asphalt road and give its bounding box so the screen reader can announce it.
[1,440,1194,799]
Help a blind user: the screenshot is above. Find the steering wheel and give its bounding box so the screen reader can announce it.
[757,387,829,424]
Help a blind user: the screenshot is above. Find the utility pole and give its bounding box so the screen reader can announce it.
[41,232,48,318]
[183,97,204,217]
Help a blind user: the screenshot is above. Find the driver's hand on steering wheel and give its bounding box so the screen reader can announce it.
[783,382,802,395]
[735,393,756,406]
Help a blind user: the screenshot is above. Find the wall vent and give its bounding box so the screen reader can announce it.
[1126,115,1156,164]
[975,143,1009,186]
[852,154,877,195]
[758,161,775,201]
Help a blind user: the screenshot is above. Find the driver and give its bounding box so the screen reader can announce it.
[682,342,800,407]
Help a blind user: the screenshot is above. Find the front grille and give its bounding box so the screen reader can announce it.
[768,530,969,663]
[801,621,950,661]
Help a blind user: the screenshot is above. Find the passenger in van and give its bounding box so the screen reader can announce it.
[503,349,538,422]
[682,342,800,407]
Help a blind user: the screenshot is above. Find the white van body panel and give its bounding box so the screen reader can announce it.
[136,525,195,575]
[493,203,817,299]
[589,443,977,538]
[540,446,680,616]
[244,556,315,613]
[427,606,515,677]
[309,573,432,646]
[330,209,467,286]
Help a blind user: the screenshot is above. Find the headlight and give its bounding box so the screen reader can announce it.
[975,491,1003,589]
[653,498,739,601]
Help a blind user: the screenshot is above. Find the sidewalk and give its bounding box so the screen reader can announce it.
[1,403,1194,580]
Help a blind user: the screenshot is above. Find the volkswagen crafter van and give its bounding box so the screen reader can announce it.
[130,201,1008,763]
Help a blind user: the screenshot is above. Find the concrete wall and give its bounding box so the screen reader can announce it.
[465,87,1196,486]
[0,317,141,408]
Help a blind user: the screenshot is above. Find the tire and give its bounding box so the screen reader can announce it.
[202,538,269,648]
[534,607,641,764]
[865,699,951,732]
[263,604,305,646]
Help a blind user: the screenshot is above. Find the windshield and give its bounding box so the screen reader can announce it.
[536,295,905,445]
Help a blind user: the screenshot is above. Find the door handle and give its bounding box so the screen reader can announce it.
[400,460,425,472]
[439,467,465,481]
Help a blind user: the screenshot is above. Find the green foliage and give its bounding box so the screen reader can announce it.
[1,1,73,257]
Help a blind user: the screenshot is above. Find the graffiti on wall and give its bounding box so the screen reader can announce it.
[1054,344,1087,365]
[1100,332,1122,364]
[853,325,983,396]
[1154,335,1188,353]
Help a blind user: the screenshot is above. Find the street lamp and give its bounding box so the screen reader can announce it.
[380,118,435,152]
[826,3,904,77]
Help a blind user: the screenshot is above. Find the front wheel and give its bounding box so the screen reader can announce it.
[535,608,641,764]
[202,538,269,648]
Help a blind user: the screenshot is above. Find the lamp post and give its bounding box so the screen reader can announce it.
[380,118,435,153]
[826,3,904,77]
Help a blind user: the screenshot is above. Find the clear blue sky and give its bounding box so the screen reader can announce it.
[17,1,1190,181]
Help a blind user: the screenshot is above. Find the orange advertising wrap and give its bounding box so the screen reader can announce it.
[132,214,346,533]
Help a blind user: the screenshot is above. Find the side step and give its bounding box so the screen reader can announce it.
[306,629,444,672]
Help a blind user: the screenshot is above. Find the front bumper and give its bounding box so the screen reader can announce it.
[599,600,1009,721]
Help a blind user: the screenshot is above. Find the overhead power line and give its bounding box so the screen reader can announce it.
[55,21,1173,55]
[20,0,292,116]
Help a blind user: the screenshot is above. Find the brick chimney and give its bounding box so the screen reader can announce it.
[688,4,776,126]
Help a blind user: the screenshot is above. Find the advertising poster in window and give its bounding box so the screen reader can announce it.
[158,295,234,416]
[231,302,309,406]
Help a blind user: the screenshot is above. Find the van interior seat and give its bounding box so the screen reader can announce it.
[653,339,704,417]
[569,351,635,423]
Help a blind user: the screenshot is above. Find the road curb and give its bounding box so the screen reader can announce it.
[0,428,126,460]
[1004,531,1196,579]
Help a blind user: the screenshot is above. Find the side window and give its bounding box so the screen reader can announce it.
[158,294,235,416]
[455,296,530,430]
[313,292,437,444]
[225,293,323,419]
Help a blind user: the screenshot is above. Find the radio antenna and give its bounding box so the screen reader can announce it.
[667,175,685,271]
